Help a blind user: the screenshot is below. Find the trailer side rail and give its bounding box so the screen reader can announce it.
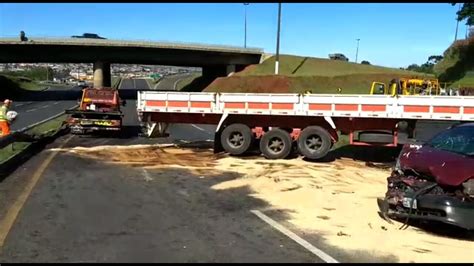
[137,91,474,121]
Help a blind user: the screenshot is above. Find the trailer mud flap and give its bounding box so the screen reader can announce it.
[213,130,224,153]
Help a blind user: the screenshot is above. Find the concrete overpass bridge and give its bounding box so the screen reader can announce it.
[0,37,263,88]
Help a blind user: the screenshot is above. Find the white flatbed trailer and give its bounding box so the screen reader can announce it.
[137,91,474,159]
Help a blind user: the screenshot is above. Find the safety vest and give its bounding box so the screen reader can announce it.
[0,105,8,121]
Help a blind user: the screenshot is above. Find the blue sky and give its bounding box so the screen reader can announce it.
[0,3,468,68]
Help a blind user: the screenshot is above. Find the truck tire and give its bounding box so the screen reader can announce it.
[358,131,393,143]
[259,128,292,159]
[220,123,253,155]
[297,126,332,160]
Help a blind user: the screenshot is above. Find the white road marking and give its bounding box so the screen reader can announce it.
[16,103,24,107]
[250,210,339,263]
[42,105,50,108]
[153,79,163,90]
[26,108,37,112]
[191,124,206,132]
[173,78,182,91]
[177,189,189,197]
[142,169,153,182]
[53,102,59,105]
[191,124,213,135]
[17,108,76,133]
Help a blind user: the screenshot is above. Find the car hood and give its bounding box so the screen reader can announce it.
[399,144,473,187]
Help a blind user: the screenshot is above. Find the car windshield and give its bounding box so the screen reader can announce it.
[428,125,474,156]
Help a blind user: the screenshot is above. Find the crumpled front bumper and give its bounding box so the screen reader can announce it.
[378,194,474,230]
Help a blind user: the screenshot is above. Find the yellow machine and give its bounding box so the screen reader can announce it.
[370,78,440,96]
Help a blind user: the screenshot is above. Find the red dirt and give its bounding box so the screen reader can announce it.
[205,75,291,93]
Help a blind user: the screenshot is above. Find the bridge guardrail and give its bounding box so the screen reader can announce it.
[0,36,264,53]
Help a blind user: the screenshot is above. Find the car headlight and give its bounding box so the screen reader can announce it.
[393,152,402,172]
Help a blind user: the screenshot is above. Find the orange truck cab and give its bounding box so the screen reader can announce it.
[66,87,125,135]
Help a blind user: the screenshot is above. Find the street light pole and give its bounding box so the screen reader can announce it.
[454,3,462,42]
[275,3,282,75]
[355,38,360,63]
[244,3,249,48]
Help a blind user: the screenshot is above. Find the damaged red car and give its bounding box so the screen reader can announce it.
[378,123,474,230]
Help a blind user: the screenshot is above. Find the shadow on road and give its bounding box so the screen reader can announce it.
[304,145,401,168]
[73,126,142,139]
[390,218,474,242]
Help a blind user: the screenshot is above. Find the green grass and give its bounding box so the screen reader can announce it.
[1,67,52,82]
[112,76,122,89]
[26,114,67,137]
[144,78,158,89]
[434,37,474,84]
[239,55,426,77]
[451,71,474,87]
[0,142,32,163]
[0,114,67,163]
[176,73,202,91]
[0,74,46,91]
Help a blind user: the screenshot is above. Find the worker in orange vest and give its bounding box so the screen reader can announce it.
[0,99,12,136]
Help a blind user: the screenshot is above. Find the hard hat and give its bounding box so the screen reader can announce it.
[4,99,12,104]
[6,110,17,121]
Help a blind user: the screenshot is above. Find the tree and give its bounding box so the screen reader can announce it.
[360,60,371,65]
[406,64,421,71]
[406,56,437,74]
[428,55,443,64]
[452,3,474,26]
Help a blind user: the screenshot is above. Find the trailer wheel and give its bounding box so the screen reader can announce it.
[297,126,332,160]
[259,128,292,159]
[220,123,253,155]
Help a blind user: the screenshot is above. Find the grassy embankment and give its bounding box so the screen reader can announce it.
[434,36,474,88]
[0,114,67,163]
[203,54,432,94]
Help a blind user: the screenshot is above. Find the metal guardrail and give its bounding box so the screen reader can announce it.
[0,35,264,54]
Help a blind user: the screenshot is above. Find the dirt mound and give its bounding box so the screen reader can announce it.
[204,73,423,94]
[205,75,291,93]
[53,144,223,175]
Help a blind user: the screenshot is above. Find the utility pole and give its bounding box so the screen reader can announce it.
[244,3,249,48]
[275,3,282,75]
[454,3,462,41]
[355,38,360,63]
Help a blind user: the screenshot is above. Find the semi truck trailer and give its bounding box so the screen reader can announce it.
[136,91,474,160]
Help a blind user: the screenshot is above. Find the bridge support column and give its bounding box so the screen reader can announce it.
[93,61,111,88]
[226,65,236,76]
[202,66,226,81]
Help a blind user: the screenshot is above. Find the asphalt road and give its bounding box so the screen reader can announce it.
[0,79,335,263]
[10,85,81,131]
[154,73,196,91]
